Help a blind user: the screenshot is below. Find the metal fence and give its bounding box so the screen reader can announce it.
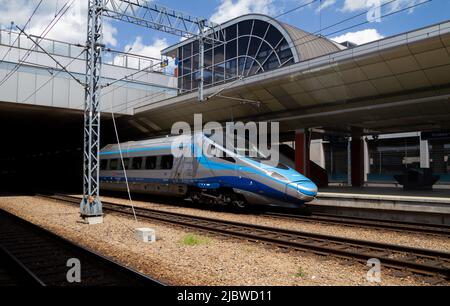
[0,28,163,72]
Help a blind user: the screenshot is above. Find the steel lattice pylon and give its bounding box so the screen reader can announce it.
[80,0,227,221]
[80,0,104,218]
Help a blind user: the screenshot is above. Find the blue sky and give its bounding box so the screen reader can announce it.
[0,0,449,60]
[107,0,450,57]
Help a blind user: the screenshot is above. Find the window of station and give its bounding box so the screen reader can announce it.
[324,140,349,183]
[368,137,420,182]
[427,139,450,182]
[175,19,294,94]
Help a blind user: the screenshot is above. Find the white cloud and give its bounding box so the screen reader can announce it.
[0,0,118,46]
[341,0,369,12]
[342,0,427,13]
[113,36,171,70]
[210,0,278,24]
[316,0,337,13]
[332,28,384,45]
[124,36,168,60]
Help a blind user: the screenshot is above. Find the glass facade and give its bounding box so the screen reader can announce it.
[319,135,450,185]
[368,137,420,182]
[324,139,349,183]
[176,19,295,93]
[429,139,450,182]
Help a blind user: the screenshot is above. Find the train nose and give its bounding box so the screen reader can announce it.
[286,180,318,202]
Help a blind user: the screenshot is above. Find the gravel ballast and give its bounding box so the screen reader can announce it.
[90,194,450,253]
[0,195,447,286]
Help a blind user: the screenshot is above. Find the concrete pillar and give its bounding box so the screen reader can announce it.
[364,138,370,182]
[351,132,364,187]
[310,139,325,169]
[295,129,310,176]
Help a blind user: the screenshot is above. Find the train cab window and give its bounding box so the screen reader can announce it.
[213,148,236,164]
[109,159,119,170]
[132,157,143,170]
[118,158,130,170]
[145,156,157,170]
[219,156,236,163]
[100,159,108,170]
[160,155,174,170]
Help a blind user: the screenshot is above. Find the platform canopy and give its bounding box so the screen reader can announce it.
[133,17,450,136]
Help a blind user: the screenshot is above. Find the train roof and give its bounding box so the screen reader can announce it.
[100,134,192,153]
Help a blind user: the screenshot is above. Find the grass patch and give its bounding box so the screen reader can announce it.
[181,234,210,246]
[295,267,306,278]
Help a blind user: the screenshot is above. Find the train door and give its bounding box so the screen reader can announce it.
[179,135,197,182]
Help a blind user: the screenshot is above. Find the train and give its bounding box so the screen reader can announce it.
[99,133,318,208]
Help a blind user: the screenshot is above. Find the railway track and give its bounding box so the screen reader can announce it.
[263,211,450,237]
[0,209,164,286]
[39,194,450,281]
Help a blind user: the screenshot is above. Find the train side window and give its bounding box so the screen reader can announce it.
[100,159,108,170]
[145,156,157,170]
[160,155,174,170]
[118,158,130,170]
[109,159,119,170]
[132,157,143,170]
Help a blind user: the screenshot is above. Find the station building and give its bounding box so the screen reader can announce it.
[1,13,450,196]
[137,14,450,190]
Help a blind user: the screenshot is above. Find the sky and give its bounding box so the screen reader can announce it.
[0,0,449,61]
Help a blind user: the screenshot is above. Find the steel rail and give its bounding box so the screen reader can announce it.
[0,208,164,286]
[263,211,450,237]
[39,194,450,281]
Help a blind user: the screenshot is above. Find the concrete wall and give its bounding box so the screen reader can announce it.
[0,43,177,115]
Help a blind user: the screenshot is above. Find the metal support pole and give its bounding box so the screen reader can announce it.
[198,38,204,102]
[80,0,104,222]
[198,21,205,102]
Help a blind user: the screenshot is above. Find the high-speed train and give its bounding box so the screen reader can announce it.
[99,133,318,208]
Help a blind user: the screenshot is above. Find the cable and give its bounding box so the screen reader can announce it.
[0,0,44,65]
[109,103,138,224]
[102,57,166,89]
[16,26,84,86]
[0,1,72,87]
[0,0,74,88]
[289,0,431,52]
[274,0,320,19]
[20,48,86,103]
[72,56,179,110]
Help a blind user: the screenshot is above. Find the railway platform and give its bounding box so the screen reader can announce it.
[308,187,450,226]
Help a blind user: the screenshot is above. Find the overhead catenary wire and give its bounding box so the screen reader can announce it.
[288,0,431,54]
[0,0,44,65]
[20,48,86,103]
[16,26,85,86]
[274,0,320,19]
[0,0,75,88]
[110,102,138,224]
[72,55,179,110]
